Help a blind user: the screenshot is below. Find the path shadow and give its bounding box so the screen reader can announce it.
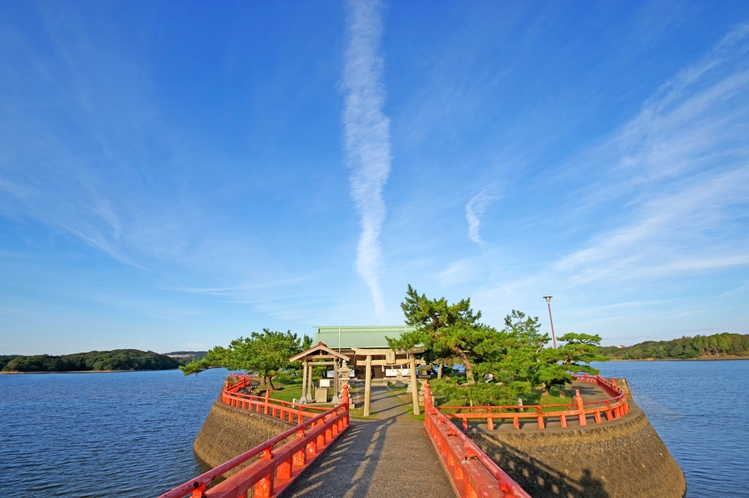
[471,435,610,498]
[368,386,410,420]
[282,418,395,498]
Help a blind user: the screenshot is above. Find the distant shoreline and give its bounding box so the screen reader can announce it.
[607,356,749,362]
[0,368,178,374]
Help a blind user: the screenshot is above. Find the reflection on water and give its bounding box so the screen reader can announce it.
[596,360,749,497]
[0,368,227,497]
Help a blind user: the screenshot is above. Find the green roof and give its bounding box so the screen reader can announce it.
[312,325,416,349]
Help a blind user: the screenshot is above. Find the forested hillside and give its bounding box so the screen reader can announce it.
[0,349,181,372]
[598,333,749,359]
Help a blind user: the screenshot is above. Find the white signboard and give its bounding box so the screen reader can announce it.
[385,368,410,377]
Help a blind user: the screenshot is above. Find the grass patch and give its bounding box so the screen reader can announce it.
[255,376,304,403]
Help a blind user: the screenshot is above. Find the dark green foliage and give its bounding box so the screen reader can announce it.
[180,329,305,390]
[389,284,484,383]
[598,333,749,359]
[0,355,21,371]
[535,333,607,393]
[439,378,530,406]
[393,286,609,406]
[0,350,181,372]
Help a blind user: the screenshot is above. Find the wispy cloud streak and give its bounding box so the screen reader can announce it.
[342,0,391,320]
[466,186,500,245]
[552,23,749,284]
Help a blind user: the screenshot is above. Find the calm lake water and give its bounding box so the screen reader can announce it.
[1,362,747,497]
[595,360,749,497]
[0,368,227,497]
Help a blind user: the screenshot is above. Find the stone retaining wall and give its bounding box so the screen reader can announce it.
[468,403,686,498]
[193,397,292,473]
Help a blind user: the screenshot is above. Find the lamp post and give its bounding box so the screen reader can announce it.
[543,296,557,349]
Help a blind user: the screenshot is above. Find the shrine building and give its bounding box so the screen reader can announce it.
[289,325,424,417]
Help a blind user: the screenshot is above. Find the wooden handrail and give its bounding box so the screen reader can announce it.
[437,374,630,430]
[158,378,350,498]
[422,384,531,498]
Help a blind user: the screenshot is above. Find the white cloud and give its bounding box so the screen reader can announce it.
[342,0,391,321]
[550,23,749,285]
[465,185,501,245]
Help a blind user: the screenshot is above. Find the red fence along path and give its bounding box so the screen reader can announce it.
[423,384,531,498]
[438,373,630,431]
[159,376,350,498]
[221,374,330,425]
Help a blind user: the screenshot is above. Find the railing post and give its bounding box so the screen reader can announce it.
[294,429,306,467]
[306,440,317,458]
[317,428,325,450]
[277,458,292,480]
[254,448,274,498]
[487,408,494,431]
[190,482,206,498]
[536,407,545,429]
[575,389,587,426]
[342,384,350,427]
[264,389,270,415]
[463,443,478,498]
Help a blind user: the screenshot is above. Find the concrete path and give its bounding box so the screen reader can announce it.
[282,386,455,498]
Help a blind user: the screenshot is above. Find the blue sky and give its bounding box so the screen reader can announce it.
[2,1,749,355]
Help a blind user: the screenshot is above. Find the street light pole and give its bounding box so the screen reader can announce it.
[543,296,557,349]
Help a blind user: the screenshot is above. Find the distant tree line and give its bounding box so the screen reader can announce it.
[597,333,749,360]
[0,349,181,372]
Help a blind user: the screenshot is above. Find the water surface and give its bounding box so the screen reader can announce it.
[596,360,749,497]
[0,368,227,497]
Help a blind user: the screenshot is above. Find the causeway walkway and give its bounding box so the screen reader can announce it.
[282,381,613,496]
[282,386,455,498]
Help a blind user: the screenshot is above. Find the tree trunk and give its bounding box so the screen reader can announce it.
[457,351,474,384]
[437,363,443,379]
[263,373,275,391]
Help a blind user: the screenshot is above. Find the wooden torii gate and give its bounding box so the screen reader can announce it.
[289,342,350,405]
[352,346,424,416]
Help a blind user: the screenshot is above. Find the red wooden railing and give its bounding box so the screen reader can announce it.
[423,384,531,498]
[158,378,350,498]
[221,374,330,426]
[438,373,630,431]
[223,373,254,394]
